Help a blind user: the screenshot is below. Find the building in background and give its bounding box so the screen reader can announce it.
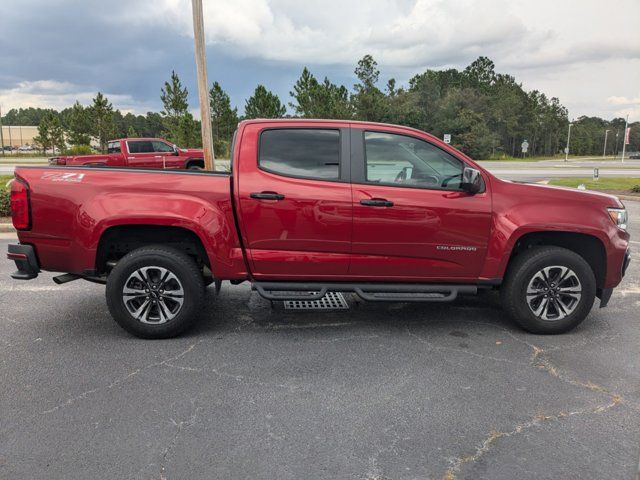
[1,125,39,148]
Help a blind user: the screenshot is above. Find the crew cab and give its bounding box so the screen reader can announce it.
[49,137,205,170]
[8,119,631,338]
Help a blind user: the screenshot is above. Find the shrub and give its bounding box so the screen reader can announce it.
[0,189,10,217]
[63,144,94,156]
[631,185,640,193]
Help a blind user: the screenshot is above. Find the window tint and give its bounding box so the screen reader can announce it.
[152,141,174,153]
[364,131,464,190]
[107,142,121,154]
[259,129,340,180]
[128,141,153,153]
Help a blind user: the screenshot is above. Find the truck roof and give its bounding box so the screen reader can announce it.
[110,137,168,142]
[238,118,440,143]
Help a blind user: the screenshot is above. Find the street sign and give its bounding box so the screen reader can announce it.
[521,140,529,153]
[564,147,569,154]
[443,134,451,144]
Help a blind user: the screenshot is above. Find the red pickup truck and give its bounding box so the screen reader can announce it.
[8,119,631,338]
[49,137,205,170]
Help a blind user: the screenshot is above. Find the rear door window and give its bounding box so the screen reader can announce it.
[259,129,340,180]
[107,141,121,154]
[128,141,154,153]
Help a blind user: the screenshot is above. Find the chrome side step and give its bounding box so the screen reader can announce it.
[252,282,477,303]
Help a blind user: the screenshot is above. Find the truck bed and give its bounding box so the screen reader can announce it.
[13,166,246,279]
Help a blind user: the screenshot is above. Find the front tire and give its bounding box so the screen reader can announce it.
[501,246,596,334]
[106,246,205,339]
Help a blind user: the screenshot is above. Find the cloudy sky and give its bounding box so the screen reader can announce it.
[1,0,639,120]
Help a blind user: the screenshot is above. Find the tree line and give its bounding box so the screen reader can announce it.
[1,55,638,158]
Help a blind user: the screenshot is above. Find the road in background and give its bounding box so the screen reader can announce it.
[0,203,638,479]
[478,159,640,182]
[2,158,640,181]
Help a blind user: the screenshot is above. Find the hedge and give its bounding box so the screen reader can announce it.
[0,188,9,217]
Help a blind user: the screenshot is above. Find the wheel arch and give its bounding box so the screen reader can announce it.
[502,231,606,289]
[184,157,204,169]
[95,224,211,277]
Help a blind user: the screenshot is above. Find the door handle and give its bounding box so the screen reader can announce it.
[360,198,394,207]
[250,191,285,201]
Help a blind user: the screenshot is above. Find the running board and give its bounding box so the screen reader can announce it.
[252,282,477,303]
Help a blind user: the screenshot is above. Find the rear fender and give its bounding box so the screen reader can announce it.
[82,192,243,278]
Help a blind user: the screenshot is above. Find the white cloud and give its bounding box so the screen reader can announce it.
[607,96,640,106]
[118,0,639,69]
[2,0,639,120]
[112,0,640,120]
[0,80,155,114]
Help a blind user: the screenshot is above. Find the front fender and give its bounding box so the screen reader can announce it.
[480,201,612,282]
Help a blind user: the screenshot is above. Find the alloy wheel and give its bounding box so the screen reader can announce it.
[122,266,185,324]
[526,265,582,321]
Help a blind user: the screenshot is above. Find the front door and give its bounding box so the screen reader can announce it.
[349,128,492,282]
[151,140,180,168]
[236,124,352,279]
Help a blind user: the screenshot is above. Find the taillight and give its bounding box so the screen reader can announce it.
[10,179,31,230]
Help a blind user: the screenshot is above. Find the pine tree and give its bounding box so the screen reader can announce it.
[209,81,239,157]
[33,114,52,153]
[90,92,114,153]
[67,101,92,146]
[244,85,286,119]
[49,115,66,153]
[352,55,387,122]
[161,70,191,143]
[289,68,352,119]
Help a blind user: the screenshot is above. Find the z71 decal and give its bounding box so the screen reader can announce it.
[41,172,86,183]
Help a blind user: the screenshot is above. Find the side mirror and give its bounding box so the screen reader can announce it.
[460,167,482,194]
[172,144,179,156]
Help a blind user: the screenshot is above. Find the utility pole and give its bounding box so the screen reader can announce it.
[621,114,629,163]
[603,129,610,158]
[564,122,573,162]
[0,105,4,156]
[191,0,215,171]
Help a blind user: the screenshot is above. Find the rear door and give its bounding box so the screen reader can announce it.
[349,127,492,281]
[126,140,160,168]
[236,123,352,279]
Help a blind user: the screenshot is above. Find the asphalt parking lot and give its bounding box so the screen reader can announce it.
[1,203,639,480]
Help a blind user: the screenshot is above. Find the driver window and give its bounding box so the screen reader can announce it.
[152,141,174,153]
[364,131,464,190]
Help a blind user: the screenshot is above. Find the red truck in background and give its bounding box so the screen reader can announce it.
[8,119,631,339]
[49,137,205,170]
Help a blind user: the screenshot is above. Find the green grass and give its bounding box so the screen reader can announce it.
[1,175,13,187]
[548,177,640,191]
[0,153,51,159]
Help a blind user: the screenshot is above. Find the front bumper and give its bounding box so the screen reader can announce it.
[600,248,631,308]
[7,244,40,280]
[622,248,631,278]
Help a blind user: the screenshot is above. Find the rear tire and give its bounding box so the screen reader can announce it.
[106,245,205,339]
[500,246,596,334]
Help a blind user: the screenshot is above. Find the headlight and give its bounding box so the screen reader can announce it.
[607,208,628,230]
